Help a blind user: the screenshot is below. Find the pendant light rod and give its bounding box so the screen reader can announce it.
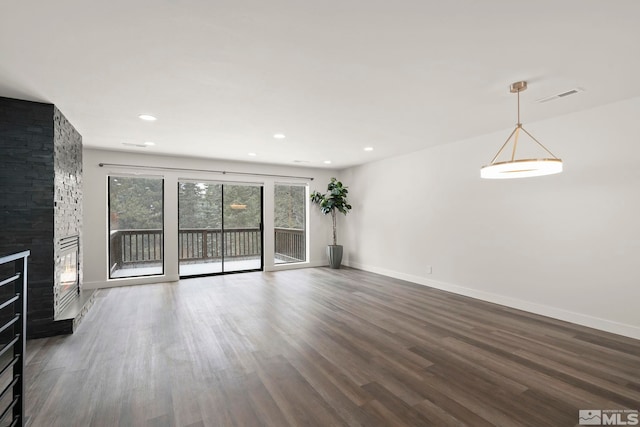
[480,80,563,179]
[517,89,521,124]
[490,126,519,164]
[488,81,560,162]
[511,80,526,124]
[511,126,520,161]
[519,127,560,159]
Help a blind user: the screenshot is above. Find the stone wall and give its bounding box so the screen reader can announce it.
[0,96,83,337]
[53,106,83,317]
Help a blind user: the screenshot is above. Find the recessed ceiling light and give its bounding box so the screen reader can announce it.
[323,160,332,164]
[273,133,286,139]
[144,141,156,146]
[248,152,257,156]
[138,114,157,121]
[364,147,374,152]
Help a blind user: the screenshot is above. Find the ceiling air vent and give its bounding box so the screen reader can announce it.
[536,87,584,103]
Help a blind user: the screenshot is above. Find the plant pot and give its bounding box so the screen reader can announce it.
[327,245,343,269]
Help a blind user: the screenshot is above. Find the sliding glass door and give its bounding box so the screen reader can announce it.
[222,184,262,272]
[178,181,223,275]
[178,181,262,277]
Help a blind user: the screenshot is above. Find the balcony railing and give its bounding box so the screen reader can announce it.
[109,229,163,273]
[109,227,305,274]
[179,228,262,261]
[274,228,305,263]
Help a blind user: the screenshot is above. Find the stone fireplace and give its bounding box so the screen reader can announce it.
[0,96,92,338]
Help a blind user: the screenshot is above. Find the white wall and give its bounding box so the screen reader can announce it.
[340,97,640,339]
[82,148,338,289]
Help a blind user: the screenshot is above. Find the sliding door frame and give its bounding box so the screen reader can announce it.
[178,180,264,279]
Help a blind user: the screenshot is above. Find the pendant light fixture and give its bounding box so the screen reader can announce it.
[481,81,562,179]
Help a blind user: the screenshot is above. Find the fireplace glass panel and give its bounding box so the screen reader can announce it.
[59,250,77,292]
[56,235,79,316]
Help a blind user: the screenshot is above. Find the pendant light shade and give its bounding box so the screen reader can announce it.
[481,81,562,179]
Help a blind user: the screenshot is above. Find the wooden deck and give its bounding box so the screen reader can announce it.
[25,268,640,426]
[111,258,263,279]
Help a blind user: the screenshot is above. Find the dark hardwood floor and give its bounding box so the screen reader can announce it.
[25,268,640,426]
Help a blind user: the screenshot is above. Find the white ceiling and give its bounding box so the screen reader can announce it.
[1,0,639,169]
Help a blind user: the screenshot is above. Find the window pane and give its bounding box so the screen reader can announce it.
[274,184,306,264]
[223,184,263,272]
[109,176,164,278]
[178,181,223,276]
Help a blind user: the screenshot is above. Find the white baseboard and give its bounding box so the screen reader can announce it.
[345,261,640,340]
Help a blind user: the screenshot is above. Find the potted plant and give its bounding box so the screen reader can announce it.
[310,177,352,268]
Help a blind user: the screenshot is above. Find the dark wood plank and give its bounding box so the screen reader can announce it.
[24,268,640,427]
